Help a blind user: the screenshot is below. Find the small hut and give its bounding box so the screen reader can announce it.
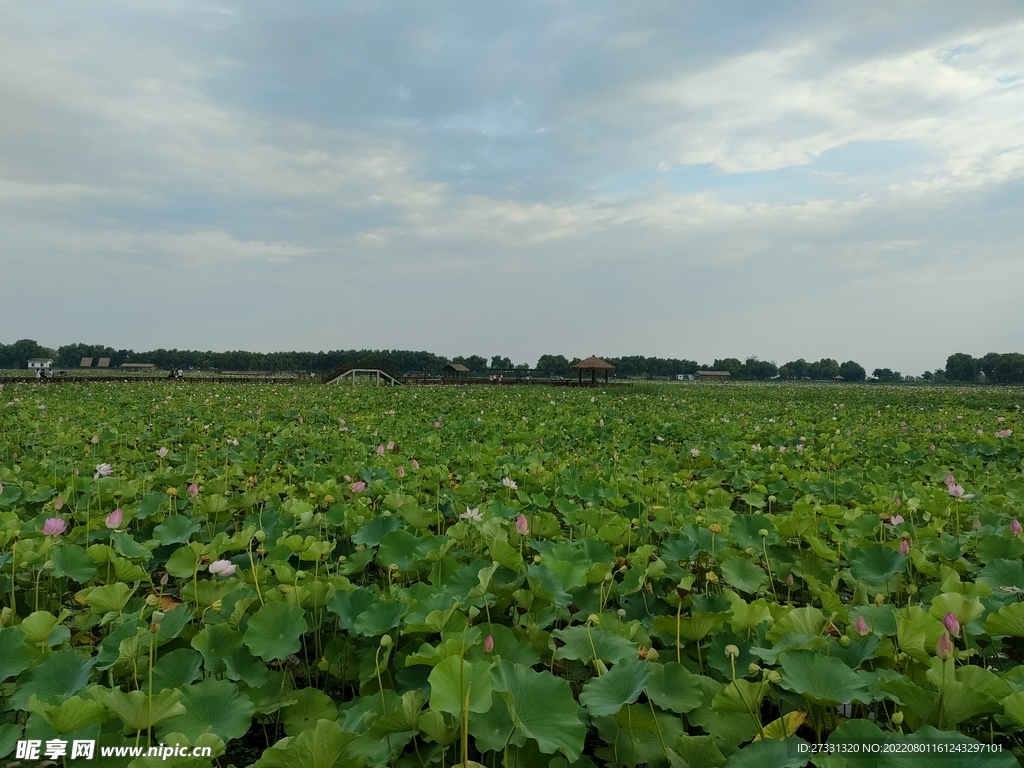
[80,357,93,368]
[697,370,731,382]
[573,356,615,385]
[442,363,470,380]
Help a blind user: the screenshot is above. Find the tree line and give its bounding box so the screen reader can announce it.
[2,339,1021,383]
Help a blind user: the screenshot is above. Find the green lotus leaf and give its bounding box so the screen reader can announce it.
[244,602,308,661]
[191,623,243,675]
[848,545,906,585]
[29,694,107,734]
[152,648,202,691]
[84,583,134,613]
[984,602,1024,637]
[724,737,808,768]
[492,660,587,762]
[580,657,649,717]
[252,719,360,768]
[351,599,404,636]
[104,687,186,733]
[152,515,201,546]
[51,544,98,582]
[778,650,869,706]
[0,627,34,681]
[552,626,638,664]
[594,703,685,768]
[283,688,338,736]
[158,678,254,743]
[428,655,493,716]
[18,610,69,647]
[10,650,96,710]
[645,662,705,714]
[721,557,767,594]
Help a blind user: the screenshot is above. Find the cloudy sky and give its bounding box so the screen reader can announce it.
[2,2,1022,372]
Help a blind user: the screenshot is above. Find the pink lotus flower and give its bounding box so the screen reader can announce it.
[209,559,236,576]
[376,445,385,456]
[945,473,956,487]
[387,441,395,451]
[516,514,529,536]
[690,447,700,458]
[94,463,113,481]
[90,435,99,444]
[786,572,794,586]
[105,508,123,529]
[42,517,67,536]
[502,477,517,490]
[948,483,974,499]
[157,447,169,458]
[434,421,440,428]
[890,515,904,526]
[397,466,405,478]
[973,518,981,530]
[943,612,960,636]
[935,632,954,660]
[460,507,482,523]
[855,616,870,637]
[483,635,494,653]
[893,497,901,507]
[899,538,911,555]
[54,497,63,510]
[1011,519,1023,536]
[351,481,366,493]
[411,459,419,470]
[188,483,199,497]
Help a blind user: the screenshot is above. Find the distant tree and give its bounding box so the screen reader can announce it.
[536,354,571,372]
[777,365,791,380]
[838,360,866,382]
[989,353,1024,383]
[872,368,902,383]
[945,353,978,382]
[783,359,810,379]
[490,355,512,370]
[921,371,934,382]
[808,358,840,380]
[452,355,487,372]
[0,339,56,368]
[712,358,743,376]
[738,356,778,380]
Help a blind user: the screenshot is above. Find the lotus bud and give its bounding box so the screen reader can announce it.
[725,644,739,659]
[483,635,494,653]
[906,584,917,595]
[105,508,123,530]
[892,710,904,725]
[973,518,981,530]
[943,612,960,636]
[839,635,851,647]
[766,670,782,684]
[758,529,769,538]
[160,573,169,587]
[604,573,613,583]
[254,530,266,542]
[1012,519,1023,536]
[935,632,954,660]
[748,663,762,675]
[188,483,199,497]
[380,634,393,648]
[855,616,870,636]
[145,594,161,607]
[899,538,910,555]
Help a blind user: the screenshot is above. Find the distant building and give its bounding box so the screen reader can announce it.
[697,370,731,382]
[676,374,694,381]
[442,363,470,379]
[80,357,93,367]
[120,363,156,371]
[97,357,111,368]
[27,358,54,370]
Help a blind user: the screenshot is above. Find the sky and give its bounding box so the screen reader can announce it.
[2,1,1022,373]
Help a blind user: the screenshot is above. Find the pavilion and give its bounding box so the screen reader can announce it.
[573,356,615,385]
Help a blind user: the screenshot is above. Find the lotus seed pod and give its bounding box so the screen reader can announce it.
[874,594,884,607]
[645,647,659,661]
[748,663,762,675]
[706,572,719,583]
[380,634,393,648]
[145,594,161,607]
[295,570,306,580]
[725,644,739,659]
[839,635,851,647]
[254,530,266,542]
[892,711,904,725]
[906,584,918,594]
[758,529,769,538]
[709,524,721,534]
[616,609,626,618]
[767,670,782,684]
[604,572,613,582]
[211,600,223,612]
[587,614,600,626]
[152,611,165,624]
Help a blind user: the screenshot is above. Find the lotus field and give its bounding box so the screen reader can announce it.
[3,381,1024,768]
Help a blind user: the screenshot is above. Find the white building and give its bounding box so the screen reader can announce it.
[27,358,54,370]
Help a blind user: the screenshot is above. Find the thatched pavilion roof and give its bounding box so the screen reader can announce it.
[573,356,615,371]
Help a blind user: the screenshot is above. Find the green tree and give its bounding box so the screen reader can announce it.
[838,361,866,382]
[536,354,571,372]
[490,355,512,370]
[944,353,978,382]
